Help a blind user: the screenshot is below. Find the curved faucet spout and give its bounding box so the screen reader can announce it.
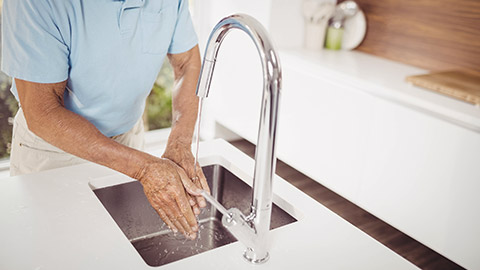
[196,14,282,99]
[196,14,282,264]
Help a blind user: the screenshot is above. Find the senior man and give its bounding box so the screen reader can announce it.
[1,0,209,239]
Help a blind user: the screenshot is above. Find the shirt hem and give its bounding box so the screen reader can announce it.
[168,39,198,55]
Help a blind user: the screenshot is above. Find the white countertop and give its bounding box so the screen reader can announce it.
[280,49,480,132]
[0,139,418,269]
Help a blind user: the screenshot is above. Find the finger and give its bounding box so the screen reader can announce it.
[170,193,197,235]
[191,179,207,208]
[150,192,178,233]
[174,165,202,196]
[194,195,206,209]
[175,196,198,233]
[179,216,197,239]
[169,197,196,238]
[169,185,198,232]
[157,189,190,234]
[187,194,196,207]
[163,200,186,235]
[161,159,199,230]
[173,219,186,235]
[156,207,177,233]
[196,163,211,194]
[188,193,201,215]
[191,167,208,208]
[193,205,200,216]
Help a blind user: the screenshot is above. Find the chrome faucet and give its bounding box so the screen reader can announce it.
[196,14,282,264]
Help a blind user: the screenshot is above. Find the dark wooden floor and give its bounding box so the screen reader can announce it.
[230,139,464,270]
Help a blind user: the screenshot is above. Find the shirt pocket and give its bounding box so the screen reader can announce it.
[140,5,177,55]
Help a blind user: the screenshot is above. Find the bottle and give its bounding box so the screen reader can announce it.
[325,15,344,50]
[324,1,359,50]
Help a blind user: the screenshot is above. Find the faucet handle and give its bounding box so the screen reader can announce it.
[200,190,257,247]
[222,208,256,248]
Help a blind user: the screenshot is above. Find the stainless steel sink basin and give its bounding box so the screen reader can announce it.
[92,165,296,267]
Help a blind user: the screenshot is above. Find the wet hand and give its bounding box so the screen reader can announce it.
[136,157,202,239]
[162,141,211,216]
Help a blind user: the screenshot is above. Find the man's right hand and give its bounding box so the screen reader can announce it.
[136,157,202,239]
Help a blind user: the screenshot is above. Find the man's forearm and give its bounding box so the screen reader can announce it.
[34,106,148,178]
[162,45,210,208]
[16,79,148,179]
[167,46,202,146]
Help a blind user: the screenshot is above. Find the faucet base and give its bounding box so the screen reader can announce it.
[243,248,270,264]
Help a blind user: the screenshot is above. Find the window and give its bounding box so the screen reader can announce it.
[0,0,17,159]
[0,74,15,160]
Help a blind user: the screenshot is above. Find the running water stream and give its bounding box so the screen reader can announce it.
[192,97,204,178]
[193,98,232,221]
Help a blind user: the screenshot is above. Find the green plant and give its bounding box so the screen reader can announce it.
[146,82,172,130]
[145,60,174,130]
[0,75,17,159]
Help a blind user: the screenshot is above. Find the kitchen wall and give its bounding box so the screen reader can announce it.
[342,0,480,74]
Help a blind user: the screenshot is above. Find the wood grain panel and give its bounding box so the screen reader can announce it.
[341,0,480,74]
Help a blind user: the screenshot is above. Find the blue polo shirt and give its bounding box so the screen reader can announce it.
[1,0,197,137]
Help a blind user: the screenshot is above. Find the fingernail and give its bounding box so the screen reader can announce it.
[189,232,197,240]
[192,225,198,232]
[199,200,206,208]
[172,228,178,233]
[194,207,200,215]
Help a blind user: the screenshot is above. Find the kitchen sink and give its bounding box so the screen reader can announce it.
[92,165,297,267]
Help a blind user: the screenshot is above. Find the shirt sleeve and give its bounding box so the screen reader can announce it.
[1,0,69,83]
[167,0,198,54]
